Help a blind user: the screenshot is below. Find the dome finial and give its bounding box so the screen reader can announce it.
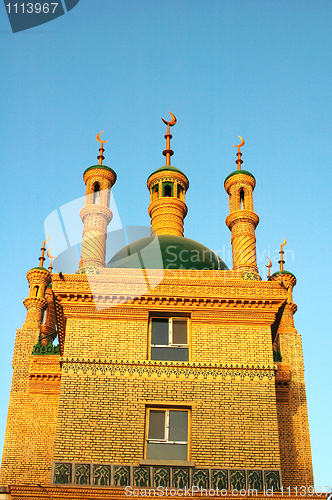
[47,248,56,273]
[265,256,272,278]
[39,236,49,267]
[96,131,109,165]
[278,238,287,271]
[233,136,245,170]
[161,112,177,166]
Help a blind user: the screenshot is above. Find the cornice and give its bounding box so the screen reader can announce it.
[224,172,256,191]
[80,204,112,223]
[147,170,189,190]
[225,210,259,229]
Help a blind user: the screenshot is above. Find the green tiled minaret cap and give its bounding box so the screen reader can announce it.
[270,270,296,279]
[147,165,189,184]
[29,266,49,272]
[83,165,117,180]
[224,170,255,185]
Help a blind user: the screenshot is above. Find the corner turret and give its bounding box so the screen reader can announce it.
[23,238,51,329]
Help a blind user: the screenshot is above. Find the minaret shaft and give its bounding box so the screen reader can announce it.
[79,164,116,269]
[225,168,259,275]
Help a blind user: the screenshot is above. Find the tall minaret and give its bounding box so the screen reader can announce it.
[79,132,117,270]
[224,137,260,278]
[147,113,189,236]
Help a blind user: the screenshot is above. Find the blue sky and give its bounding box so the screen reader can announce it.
[0,0,331,487]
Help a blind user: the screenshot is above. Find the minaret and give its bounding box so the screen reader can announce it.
[147,113,189,236]
[79,132,117,270]
[23,238,51,330]
[39,248,57,345]
[224,137,260,278]
[269,240,313,486]
[269,239,297,330]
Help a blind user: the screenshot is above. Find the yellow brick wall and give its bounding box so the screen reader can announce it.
[54,371,280,469]
[53,311,280,470]
[277,330,314,487]
[0,329,60,487]
[191,320,274,365]
[64,315,275,366]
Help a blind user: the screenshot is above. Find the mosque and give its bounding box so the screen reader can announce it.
[0,114,313,499]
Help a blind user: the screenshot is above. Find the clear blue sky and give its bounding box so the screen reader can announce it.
[0,0,331,487]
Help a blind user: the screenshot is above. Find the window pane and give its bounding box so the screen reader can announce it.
[172,320,187,345]
[169,411,188,442]
[151,347,189,361]
[151,318,168,345]
[146,443,187,461]
[148,411,165,440]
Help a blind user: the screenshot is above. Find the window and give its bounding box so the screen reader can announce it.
[146,408,188,461]
[162,183,173,197]
[239,188,245,210]
[93,183,101,204]
[177,185,184,199]
[152,185,159,200]
[150,317,189,361]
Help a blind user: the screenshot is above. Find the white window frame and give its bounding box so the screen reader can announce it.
[145,408,190,460]
[150,317,189,349]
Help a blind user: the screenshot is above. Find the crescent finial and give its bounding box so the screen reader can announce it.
[47,247,56,273]
[233,136,245,170]
[265,257,272,278]
[47,248,56,260]
[96,131,109,165]
[265,257,272,268]
[233,136,245,148]
[279,239,287,271]
[96,131,109,144]
[39,236,50,267]
[161,112,177,127]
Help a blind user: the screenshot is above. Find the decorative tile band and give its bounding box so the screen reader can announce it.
[60,358,276,381]
[52,462,281,491]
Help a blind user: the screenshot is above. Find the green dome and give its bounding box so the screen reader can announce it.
[29,266,49,272]
[270,270,296,279]
[83,165,117,180]
[224,169,255,185]
[148,166,189,183]
[107,234,228,271]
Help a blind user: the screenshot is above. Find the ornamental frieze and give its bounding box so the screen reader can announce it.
[60,358,276,381]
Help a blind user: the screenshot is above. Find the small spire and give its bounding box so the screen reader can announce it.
[233,136,245,170]
[278,238,287,271]
[161,112,177,166]
[96,131,109,165]
[39,236,49,267]
[47,248,56,273]
[265,256,272,278]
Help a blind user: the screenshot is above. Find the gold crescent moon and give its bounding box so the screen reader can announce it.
[281,238,287,248]
[47,248,57,259]
[233,136,245,148]
[161,111,177,127]
[96,131,109,144]
[265,257,272,268]
[42,236,50,245]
